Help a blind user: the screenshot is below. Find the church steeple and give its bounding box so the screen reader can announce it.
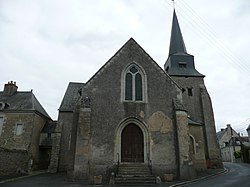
[164,9,204,77]
[169,10,187,55]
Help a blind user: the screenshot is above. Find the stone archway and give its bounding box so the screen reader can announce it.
[114,118,150,164]
[121,124,144,162]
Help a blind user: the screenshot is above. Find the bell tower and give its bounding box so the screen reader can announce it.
[164,10,204,77]
[165,9,222,168]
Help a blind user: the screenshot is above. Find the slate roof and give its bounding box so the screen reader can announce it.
[165,10,204,77]
[188,117,202,126]
[228,136,249,146]
[41,121,57,133]
[169,10,187,56]
[247,125,250,131]
[216,129,226,140]
[0,91,51,119]
[59,82,84,111]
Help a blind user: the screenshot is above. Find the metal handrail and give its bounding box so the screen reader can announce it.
[149,160,152,174]
[147,153,152,174]
[117,153,120,166]
[116,153,120,175]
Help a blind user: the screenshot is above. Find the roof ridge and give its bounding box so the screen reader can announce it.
[30,92,51,119]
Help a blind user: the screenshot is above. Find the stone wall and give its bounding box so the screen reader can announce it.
[0,112,48,170]
[31,114,47,170]
[70,39,180,182]
[57,112,74,172]
[0,113,34,150]
[188,124,206,171]
[172,76,222,168]
[200,85,222,168]
[0,148,29,176]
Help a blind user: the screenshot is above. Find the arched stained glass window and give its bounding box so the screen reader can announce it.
[125,73,132,100]
[135,73,142,101]
[124,65,145,101]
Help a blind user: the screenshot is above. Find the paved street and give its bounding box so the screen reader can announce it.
[181,162,250,187]
[0,162,249,187]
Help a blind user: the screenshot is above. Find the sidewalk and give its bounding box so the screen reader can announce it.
[0,170,47,184]
[0,168,227,186]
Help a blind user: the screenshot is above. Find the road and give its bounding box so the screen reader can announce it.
[180,162,250,187]
[0,162,249,187]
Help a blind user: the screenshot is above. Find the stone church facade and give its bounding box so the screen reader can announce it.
[50,10,222,183]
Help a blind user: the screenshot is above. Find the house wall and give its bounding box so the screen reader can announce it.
[31,114,47,170]
[0,112,47,171]
[0,113,34,150]
[247,126,250,142]
[0,148,29,175]
[221,146,241,162]
[58,112,74,172]
[218,125,239,148]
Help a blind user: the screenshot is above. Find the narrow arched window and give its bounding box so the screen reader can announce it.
[189,135,196,155]
[124,65,145,102]
[135,73,142,100]
[125,73,132,100]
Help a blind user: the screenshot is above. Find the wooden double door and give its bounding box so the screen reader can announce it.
[121,124,144,162]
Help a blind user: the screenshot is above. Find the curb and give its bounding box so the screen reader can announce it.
[0,170,48,184]
[169,168,228,187]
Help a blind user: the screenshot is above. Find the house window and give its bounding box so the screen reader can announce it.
[124,65,145,101]
[47,133,51,139]
[0,117,3,135]
[15,123,23,136]
[188,88,193,96]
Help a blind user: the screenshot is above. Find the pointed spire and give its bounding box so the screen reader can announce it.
[164,9,204,77]
[169,9,187,55]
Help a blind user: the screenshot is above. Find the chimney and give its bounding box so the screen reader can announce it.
[226,124,231,135]
[3,81,18,96]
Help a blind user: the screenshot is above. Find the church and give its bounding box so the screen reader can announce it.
[49,10,222,183]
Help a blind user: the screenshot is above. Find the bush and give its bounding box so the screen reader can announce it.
[234,150,241,158]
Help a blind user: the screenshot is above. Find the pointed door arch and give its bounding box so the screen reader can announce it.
[114,118,150,164]
[121,123,144,162]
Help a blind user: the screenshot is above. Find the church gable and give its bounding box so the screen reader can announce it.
[82,38,179,93]
[76,38,182,128]
[76,38,182,130]
[75,38,181,167]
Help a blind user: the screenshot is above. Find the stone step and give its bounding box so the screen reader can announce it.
[115,177,156,182]
[116,175,155,179]
[118,168,150,172]
[115,179,156,185]
[118,171,150,175]
[115,163,155,184]
[118,163,148,166]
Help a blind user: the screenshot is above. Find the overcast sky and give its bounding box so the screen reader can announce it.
[1,0,250,135]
